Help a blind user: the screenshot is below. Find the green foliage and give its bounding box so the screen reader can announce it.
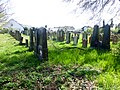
[0,33,120,89]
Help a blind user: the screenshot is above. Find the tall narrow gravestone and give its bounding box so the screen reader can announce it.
[60,29,64,42]
[102,24,110,50]
[34,27,48,60]
[29,27,34,51]
[90,25,99,48]
[82,32,88,48]
[73,33,78,45]
[66,31,71,44]
[57,30,60,41]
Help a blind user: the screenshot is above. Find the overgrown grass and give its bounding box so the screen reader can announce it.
[0,33,120,89]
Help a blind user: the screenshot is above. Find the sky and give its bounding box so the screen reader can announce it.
[9,0,120,29]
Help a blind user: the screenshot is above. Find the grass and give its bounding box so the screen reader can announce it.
[0,33,120,89]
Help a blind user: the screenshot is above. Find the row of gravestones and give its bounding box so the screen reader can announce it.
[9,28,48,61]
[47,24,112,50]
[9,30,23,44]
[9,30,29,47]
[47,29,91,48]
[47,29,65,42]
[47,30,80,45]
[9,24,118,61]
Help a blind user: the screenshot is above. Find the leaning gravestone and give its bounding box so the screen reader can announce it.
[102,24,110,50]
[66,31,71,44]
[82,32,88,48]
[90,25,99,48]
[34,27,48,60]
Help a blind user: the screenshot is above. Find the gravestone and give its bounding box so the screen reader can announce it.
[66,31,71,44]
[77,33,80,39]
[57,30,60,41]
[19,37,23,45]
[34,27,48,60]
[90,25,99,48]
[29,27,34,51]
[15,30,21,41]
[73,33,78,45]
[25,39,28,47]
[82,32,88,48]
[102,24,110,50]
[112,35,118,44]
[71,34,74,41]
[52,31,57,41]
[57,29,64,42]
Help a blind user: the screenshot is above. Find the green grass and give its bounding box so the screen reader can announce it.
[0,33,120,90]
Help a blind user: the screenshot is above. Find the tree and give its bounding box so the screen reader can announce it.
[64,0,120,23]
[0,0,11,25]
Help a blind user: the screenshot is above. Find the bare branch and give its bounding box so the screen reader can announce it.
[0,0,11,24]
[64,0,120,23]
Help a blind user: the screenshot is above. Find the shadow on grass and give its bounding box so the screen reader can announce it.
[0,49,45,73]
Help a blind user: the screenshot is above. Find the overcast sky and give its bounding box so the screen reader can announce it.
[9,0,120,29]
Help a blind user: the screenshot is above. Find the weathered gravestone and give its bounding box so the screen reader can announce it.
[73,33,78,45]
[66,31,71,44]
[90,25,99,48]
[102,24,110,50]
[82,32,88,48]
[29,27,34,51]
[34,27,48,60]
[57,29,64,42]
